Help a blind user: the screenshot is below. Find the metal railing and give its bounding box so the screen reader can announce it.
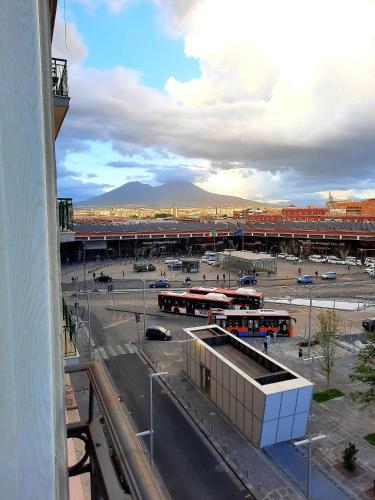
[65,359,167,500]
[52,57,68,97]
[58,197,74,231]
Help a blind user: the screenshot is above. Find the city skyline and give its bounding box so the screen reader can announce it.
[54,0,375,205]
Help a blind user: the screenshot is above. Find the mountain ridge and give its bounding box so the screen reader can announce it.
[76,180,267,207]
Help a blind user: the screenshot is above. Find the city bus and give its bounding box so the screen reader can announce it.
[158,291,234,317]
[189,286,264,309]
[208,309,296,337]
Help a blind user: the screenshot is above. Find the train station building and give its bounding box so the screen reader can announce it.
[182,325,313,448]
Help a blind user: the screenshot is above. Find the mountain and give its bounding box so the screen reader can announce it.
[76,181,260,207]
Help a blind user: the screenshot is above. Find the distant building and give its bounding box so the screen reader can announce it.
[332,198,375,216]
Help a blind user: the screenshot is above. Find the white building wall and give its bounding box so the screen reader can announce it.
[0,1,67,498]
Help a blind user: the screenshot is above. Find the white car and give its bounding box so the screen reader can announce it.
[277,253,287,259]
[365,267,375,275]
[364,258,375,266]
[345,259,360,266]
[285,255,299,261]
[308,254,321,262]
[327,256,341,264]
[309,257,324,263]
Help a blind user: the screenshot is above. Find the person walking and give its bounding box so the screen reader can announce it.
[93,272,96,279]
[315,270,319,278]
[268,271,271,278]
[122,270,125,277]
[263,338,268,354]
[298,267,301,275]
[223,273,226,282]
[216,274,219,281]
[203,274,206,281]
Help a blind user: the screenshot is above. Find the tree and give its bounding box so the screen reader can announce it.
[342,442,358,472]
[350,332,375,407]
[316,309,341,389]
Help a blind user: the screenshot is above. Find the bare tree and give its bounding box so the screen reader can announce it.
[317,309,341,389]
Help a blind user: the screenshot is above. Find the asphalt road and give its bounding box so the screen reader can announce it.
[106,353,249,500]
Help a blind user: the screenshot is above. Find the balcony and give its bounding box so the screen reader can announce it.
[52,57,70,138]
[58,197,75,242]
[65,359,166,499]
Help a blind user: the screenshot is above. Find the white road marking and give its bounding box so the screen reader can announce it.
[103,320,130,330]
[106,345,116,356]
[97,346,108,359]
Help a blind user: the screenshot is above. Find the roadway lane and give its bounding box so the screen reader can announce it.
[106,353,248,500]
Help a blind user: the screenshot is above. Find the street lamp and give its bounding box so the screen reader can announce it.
[140,279,146,340]
[294,434,326,499]
[149,371,168,468]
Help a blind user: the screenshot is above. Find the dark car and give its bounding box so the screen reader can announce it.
[149,278,171,288]
[94,274,112,283]
[238,275,257,285]
[146,326,172,341]
[362,318,375,332]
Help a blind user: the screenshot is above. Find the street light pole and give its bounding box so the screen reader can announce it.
[150,371,168,468]
[294,434,326,499]
[87,290,91,360]
[141,279,146,340]
[83,242,87,292]
[308,287,312,358]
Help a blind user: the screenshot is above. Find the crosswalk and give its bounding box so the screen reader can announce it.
[97,343,137,360]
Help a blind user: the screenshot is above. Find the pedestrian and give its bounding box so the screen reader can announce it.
[161,270,163,276]
[71,276,74,283]
[298,267,301,275]
[252,268,256,275]
[263,338,268,354]
[347,264,350,271]
[223,273,226,281]
[315,270,318,278]
[268,271,271,278]
[203,274,206,281]
[122,270,125,277]
[93,272,96,279]
[217,274,219,281]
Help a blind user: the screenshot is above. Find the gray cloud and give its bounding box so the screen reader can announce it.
[57,177,114,202]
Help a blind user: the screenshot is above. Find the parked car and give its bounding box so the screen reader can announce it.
[362,318,375,332]
[321,271,337,280]
[297,275,314,284]
[145,326,172,341]
[133,263,156,272]
[327,256,341,264]
[149,278,171,288]
[164,257,181,264]
[365,268,375,277]
[285,255,299,261]
[308,254,321,261]
[364,257,375,266]
[277,253,287,259]
[238,275,257,285]
[94,274,112,282]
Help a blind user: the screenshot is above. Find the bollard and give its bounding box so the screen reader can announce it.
[258,482,262,496]
[209,423,212,434]
[245,470,248,479]
[195,408,198,417]
[234,455,238,465]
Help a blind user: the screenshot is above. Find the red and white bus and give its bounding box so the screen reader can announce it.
[189,286,264,309]
[208,309,296,337]
[158,291,234,317]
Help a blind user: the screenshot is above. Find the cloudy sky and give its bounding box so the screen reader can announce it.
[54,0,375,205]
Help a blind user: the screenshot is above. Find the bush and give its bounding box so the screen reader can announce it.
[299,339,320,347]
[342,442,358,472]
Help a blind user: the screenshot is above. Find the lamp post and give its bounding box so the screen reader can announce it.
[149,372,168,468]
[87,290,92,360]
[83,242,87,293]
[294,434,326,499]
[140,279,146,340]
[307,287,312,358]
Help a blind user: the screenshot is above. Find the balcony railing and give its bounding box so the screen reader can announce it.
[58,197,74,231]
[52,57,68,97]
[65,359,166,500]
